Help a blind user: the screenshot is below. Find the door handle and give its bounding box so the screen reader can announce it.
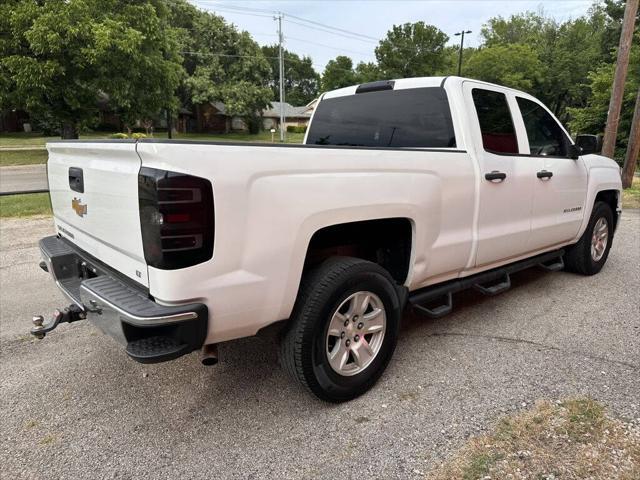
[537,170,553,180]
[68,167,84,193]
[485,171,507,182]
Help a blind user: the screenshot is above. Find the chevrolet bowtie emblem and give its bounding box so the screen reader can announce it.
[72,197,87,217]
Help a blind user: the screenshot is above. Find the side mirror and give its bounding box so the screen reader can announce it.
[567,143,580,160]
[575,134,602,155]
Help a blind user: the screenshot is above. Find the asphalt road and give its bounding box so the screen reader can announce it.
[0,165,48,194]
[1,213,639,479]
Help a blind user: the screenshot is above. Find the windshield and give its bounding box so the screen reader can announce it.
[306,87,456,148]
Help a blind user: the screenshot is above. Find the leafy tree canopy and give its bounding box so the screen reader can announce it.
[568,30,639,156]
[321,55,356,91]
[168,1,272,131]
[354,62,383,84]
[375,22,449,78]
[261,45,320,106]
[0,0,182,138]
[478,10,609,118]
[465,44,544,92]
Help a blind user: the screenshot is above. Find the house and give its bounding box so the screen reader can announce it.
[260,101,313,131]
[0,109,31,132]
[188,100,314,134]
[192,101,231,133]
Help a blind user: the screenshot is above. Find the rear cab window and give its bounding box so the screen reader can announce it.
[306,87,456,148]
[471,89,519,155]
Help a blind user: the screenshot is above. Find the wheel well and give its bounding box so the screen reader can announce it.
[304,218,412,284]
[595,190,619,227]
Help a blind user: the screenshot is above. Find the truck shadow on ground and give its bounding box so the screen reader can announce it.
[400,266,552,335]
[13,264,571,421]
[187,265,558,407]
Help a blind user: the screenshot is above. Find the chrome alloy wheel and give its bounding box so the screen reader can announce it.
[325,291,386,376]
[590,217,609,262]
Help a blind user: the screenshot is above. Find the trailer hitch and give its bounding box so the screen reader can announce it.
[31,304,86,339]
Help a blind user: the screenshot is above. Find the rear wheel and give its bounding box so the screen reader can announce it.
[564,201,614,275]
[280,257,402,402]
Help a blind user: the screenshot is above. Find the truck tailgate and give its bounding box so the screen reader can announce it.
[47,141,148,287]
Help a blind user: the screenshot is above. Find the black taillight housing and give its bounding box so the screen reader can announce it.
[138,167,214,270]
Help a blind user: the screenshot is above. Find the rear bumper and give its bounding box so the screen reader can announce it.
[39,235,208,363]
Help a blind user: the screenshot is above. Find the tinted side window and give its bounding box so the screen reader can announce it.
[306,87,456,148]
[517,97,569,157]
[472,89,519,154]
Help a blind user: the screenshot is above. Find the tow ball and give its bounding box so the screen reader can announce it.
[31,304,86,339]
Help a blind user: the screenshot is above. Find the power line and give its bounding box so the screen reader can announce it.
[285,35,375,59]
[206,6,274,19]
[285,12,379,42]
[284,18,378,45]
[196,2,275,15]
[194,1,380,44]
[201,2,379,42]
[181,51,274,59]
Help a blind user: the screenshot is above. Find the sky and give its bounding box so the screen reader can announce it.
[191,0,596,71]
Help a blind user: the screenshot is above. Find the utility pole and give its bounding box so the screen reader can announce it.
[454,30,472,76]
[601,0,638,159]
[276,13,285,142]
[622,89,640,189]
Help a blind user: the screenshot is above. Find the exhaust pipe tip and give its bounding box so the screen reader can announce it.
[201,343,219,366]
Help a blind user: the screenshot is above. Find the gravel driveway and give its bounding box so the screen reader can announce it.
[1,212,638,479]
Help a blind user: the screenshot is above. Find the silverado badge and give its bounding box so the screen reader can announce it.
[71,197,87,217]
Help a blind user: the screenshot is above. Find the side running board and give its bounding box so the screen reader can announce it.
[412,292,452,319]
[410,250,564,319]
[538,256,565,271]
[473,273,511,296]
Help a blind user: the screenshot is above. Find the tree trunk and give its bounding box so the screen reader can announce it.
[621,88,640,189]
[601,0,639,158]
[61,121,78,139]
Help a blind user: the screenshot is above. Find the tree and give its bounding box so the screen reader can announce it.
[568,32,640,162]
[0,0,182,138]
[465,44,544,92]
[375,22,449,78]
[354,62,382,83]
[480,12,548,47]
[479,10,610,118]
[321,56,356,91]
[169,2,272,132]
[261,45,320,106]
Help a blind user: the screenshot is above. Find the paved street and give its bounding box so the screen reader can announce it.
[1,212,639,479]
[0,165,48,194]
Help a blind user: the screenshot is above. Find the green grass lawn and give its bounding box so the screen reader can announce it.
[0,193,51,217]
[0,132,111,147]
[0,149,48,166]
[0,131,305,167]
[622,176,640,209]
[0,130,305,148]
[428,398,639,480]
[173,131,305,143]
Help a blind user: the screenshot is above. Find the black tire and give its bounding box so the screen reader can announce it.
[564,201,614,275]
[280,257,402,402]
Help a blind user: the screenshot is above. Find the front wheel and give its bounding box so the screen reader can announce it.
[280,257,402,402]
[564,201,614,275]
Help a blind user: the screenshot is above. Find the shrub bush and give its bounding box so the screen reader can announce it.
[108,133,129,139]
[131,133,148,139]
[286,125,307,134]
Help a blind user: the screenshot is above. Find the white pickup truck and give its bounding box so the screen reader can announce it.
[33,76,622,402]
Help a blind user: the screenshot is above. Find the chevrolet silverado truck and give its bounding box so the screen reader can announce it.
[32,76,622,402]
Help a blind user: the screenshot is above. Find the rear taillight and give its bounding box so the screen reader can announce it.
[138,167,214,270]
